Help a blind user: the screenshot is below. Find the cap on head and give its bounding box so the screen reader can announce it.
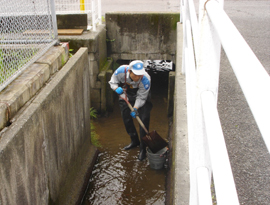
[129,60,145,75]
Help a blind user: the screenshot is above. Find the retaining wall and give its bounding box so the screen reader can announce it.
[106,12,180,62]
[59,24,113,113]
[0,48,98,204]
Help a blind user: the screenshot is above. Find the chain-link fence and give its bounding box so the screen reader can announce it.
[0,0,58,92]
[55,0,92,14]
[55,0,101,31]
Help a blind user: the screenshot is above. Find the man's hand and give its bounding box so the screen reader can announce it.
[130,108,139,118]
[115,87,123,95]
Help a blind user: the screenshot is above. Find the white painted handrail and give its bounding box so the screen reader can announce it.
[196,167,212,205]
[180,0,270,204]
[206,1,270,151]
[201,91,240,205]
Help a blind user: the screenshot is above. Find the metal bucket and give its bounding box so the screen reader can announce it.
[147,147,167,170]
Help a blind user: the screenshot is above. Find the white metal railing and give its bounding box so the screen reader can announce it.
[55,0,101,31]
[180,0,270,204]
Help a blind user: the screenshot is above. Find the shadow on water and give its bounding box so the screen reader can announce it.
[82,71,170,205]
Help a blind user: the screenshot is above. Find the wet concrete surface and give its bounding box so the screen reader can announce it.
[82,72,170,205]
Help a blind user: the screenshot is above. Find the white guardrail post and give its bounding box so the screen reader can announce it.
[196,167,212,205]
[201,91,240,205]
[205,0,270,152]
[196,0,240,204]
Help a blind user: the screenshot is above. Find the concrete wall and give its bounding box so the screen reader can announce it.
[59,25,114,113]
[0,48,98,204]
[58,13,180,114]
[106,12,180,62]
[171,22,189,205]
[0,44,69,132]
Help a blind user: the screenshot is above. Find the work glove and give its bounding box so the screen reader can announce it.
[115,87,123,95]
[130,108,139,118]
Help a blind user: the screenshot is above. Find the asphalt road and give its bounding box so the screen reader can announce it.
[101,0,270,204]
[218,2,270,205]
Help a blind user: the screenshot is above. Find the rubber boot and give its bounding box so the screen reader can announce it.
[124,133,140,150]
[138,142,146,161]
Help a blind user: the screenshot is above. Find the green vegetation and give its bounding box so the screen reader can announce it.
[0,49,37,84]
[211,179,217,205]
[101,16,106,23]
[68,49,74,58]
[90,107,102,148]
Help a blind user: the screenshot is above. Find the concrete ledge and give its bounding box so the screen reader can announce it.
[172,22,189,205]
[173,73,189,205]
[0,44,69,132]
[59,24,107,55]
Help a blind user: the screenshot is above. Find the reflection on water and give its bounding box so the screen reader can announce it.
[82,72,169,205]
[86,150,166,204]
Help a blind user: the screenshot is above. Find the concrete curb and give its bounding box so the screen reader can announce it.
[172,22,190,205]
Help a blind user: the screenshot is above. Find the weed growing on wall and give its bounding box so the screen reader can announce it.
[90,107,102,148]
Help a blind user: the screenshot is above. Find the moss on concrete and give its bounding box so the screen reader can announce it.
[110,12,180,44]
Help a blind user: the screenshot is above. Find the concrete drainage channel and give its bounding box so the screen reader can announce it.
[0,12,180,204]
[81,61,175,204]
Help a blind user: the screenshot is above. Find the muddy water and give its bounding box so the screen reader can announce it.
[82,72,170,205]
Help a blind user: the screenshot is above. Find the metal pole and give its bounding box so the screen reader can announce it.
[197,167,212,205]
[201,91,240,205]
[80,0,85,11]
[197,0,222,103]
[98,0,102,24]
[181,0,186,74]
[50,0,58,39]
[92,0,96,31]
[180,0,183,23]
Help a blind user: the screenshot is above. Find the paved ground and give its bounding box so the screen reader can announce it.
[101,1,270,204]
[218,2,270,204]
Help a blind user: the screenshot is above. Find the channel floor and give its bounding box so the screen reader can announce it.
[82,72,170,205]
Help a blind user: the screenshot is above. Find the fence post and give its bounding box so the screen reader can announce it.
[50,0,58,39]
[80,0,85,11]
[98,0,102,24]
[201,91,240,205]
[197,167,212,205]
[197,0,223,103]
[92,0,96,31]
[181,0,186,74]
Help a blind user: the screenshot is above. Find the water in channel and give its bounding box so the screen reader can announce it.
[82,71,170,205]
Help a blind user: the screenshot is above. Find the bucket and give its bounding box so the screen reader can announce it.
[147,147,167,170]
